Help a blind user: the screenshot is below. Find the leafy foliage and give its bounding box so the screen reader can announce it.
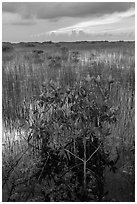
[2,42,135,201]
[24,78,119,201]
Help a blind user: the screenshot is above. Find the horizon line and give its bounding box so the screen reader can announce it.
[2,40,135,44]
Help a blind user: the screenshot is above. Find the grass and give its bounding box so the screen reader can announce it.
[2,41,135,201]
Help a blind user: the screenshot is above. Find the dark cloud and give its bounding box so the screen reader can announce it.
[2,2,135,20]
[11,21,36,26]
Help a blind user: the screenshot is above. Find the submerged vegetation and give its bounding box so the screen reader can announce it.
[2,41,135,201]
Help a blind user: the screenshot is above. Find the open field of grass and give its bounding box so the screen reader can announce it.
[2,41,135,201]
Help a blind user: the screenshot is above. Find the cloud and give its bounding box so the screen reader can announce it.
[2,2,135,42]
[11,21,36,26]
[29,29,135,42]
[2,2,134,20]
[2,12,36,26]
[47,8,135,34]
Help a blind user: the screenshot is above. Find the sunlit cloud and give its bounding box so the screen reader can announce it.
[47,8,135,35]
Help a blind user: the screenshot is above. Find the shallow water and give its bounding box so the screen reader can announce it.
[104,153,135,201]
[2,126,135,202]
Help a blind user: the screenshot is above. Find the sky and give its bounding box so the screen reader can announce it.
[2,2,135,42]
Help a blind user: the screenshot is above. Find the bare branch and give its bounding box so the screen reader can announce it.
[86,143,101,163]
[64,148,84,162]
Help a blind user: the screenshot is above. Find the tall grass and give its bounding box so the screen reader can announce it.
[2,42,135,153]
[2,42,135,201]
[2,44,134,122]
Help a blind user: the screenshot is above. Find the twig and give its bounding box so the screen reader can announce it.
[3,146,30,188]
[59,162,83,179]
[7,182,15,201]
[86,143,101,163]
[38,153,50,182]
[86,167,103,183]
[64,148,84,162]
[83,134,87,191]
[94,80,106,100]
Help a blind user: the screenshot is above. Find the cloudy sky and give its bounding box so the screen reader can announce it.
[2,2,135,42]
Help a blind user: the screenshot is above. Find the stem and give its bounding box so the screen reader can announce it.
[83,134,86,191]
[86,143,101,163]
[38,153,49,182]
[73,138,76,164]
[59,162,83,179]
[64,148,84,162]
[95,81,106,100]
[84,161,86,191]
